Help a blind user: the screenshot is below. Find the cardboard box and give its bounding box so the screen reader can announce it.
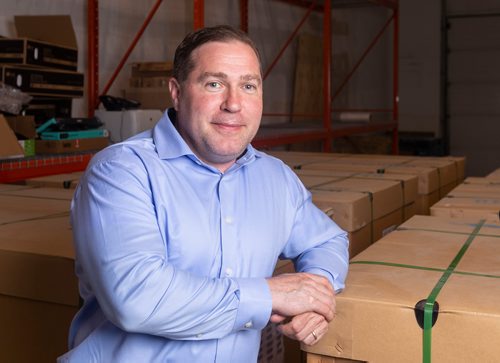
[0,185,79,362]
[124,86,173,111]
[0,114,25,159]
[0,15,77,71]
[5,115,37,139]
[1,65,84,98]
[24,172,82,189]
[0,214,78,363]
[303,215,500,362]
[311,189,372,257]
[430,194,500,223]
[35,136,109,154]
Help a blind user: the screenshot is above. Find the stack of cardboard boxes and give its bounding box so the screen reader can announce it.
[124,61,173,111]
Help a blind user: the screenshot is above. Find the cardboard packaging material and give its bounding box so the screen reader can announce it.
[430,192,500,223]
[464,176,500,185]
[5,115,37,139]
[268,150,346,169]
[303,215,500,363]
[0,192,70,225]
[313,177,404,245]
[0,185,75,201]
[487,168,500,181]
[311,190,372,257]
[35,136,109,154]
[0,215,78,363]
[124,87,173,111]
[24,172,83,189]
[0,15,78,71]
[0,115,25,159]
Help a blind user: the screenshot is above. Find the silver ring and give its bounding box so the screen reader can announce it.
[311,330,318,340]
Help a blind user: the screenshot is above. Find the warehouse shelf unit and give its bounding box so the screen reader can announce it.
[87,0,399,152]
[251,0,399,152]
[0,0,398,183]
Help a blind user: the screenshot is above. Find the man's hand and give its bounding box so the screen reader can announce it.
[276,312,329,346]
[266,272,336,322]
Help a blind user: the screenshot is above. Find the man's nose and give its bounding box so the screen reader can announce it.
[221,88,242,112]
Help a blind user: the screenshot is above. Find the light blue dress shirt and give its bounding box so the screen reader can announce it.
[59,109,349,363]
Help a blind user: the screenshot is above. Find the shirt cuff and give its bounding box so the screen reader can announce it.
[232,278,272,331]
[302,267,344,293]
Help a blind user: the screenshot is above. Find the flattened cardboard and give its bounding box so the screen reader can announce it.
[303,215,500,363]
[0,115,24,159]
[14,15,77,49]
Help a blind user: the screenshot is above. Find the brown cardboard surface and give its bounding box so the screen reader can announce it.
[430,196,500,222]
[415,190,440,215]
[303,215,500,362]
[347,224,371,258]
[0,214,77,306]
[464,176,500,185]
[315,177,403,220]
[0,115,24,159]
[268,151,345,168]
[0,294,77,363]
[487,168,500,180]
[25,172,82,189]
[311,190,371,232]
[404,202,417,221]
[354,172,418,205]
[404,158,458,188]
[35,136,108,154]
[0,185,75,200]
[125,86,173,110]
[448,182,500,197]
[297,174,343,189]
[384,165,439,195]
[5,115,37,139]
[372,208,403,243]
[0,194,70,224]
[14,15,77,49]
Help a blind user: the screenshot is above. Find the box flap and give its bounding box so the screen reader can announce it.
[0,115,24,159]
[14,15,77,49]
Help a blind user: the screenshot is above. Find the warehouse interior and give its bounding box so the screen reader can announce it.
[1,1,500,363]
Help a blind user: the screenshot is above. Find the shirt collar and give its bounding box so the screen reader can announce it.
[153,108,261,169]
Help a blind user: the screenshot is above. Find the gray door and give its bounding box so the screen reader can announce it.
[446,5,500,177]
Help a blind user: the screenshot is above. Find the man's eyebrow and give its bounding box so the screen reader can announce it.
[197,72,261,85]
[241,74,262,85]
[198,72,227,82]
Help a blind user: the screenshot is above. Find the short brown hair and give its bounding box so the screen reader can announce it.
[173,25,262,83]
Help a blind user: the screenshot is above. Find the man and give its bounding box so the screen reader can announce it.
[59,25,348,363]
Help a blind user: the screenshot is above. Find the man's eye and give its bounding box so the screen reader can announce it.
[244,84,257,92]
[207,82,221,89]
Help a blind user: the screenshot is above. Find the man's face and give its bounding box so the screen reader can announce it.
[169,40,263,172]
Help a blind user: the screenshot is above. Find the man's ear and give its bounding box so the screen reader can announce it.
[169,78,181,111]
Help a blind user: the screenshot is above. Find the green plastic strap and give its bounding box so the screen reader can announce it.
[422,219,485,363]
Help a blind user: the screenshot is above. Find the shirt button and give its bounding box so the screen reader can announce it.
[196,333,203,338]
[224,216,233,224]
[225,267,233,277]
[244,321,253,329]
